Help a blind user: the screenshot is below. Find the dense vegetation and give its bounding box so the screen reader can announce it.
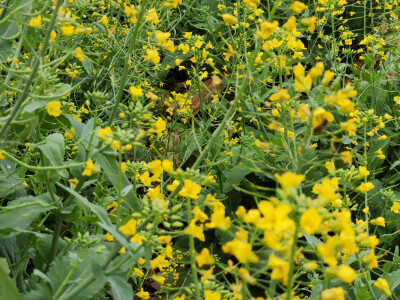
[1,0,400,299]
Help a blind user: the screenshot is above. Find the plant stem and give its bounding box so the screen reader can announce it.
[187,197,201,300]
[105,0,148,127]
[54,247,87,299]
[1,151,84,170]
[286,223,299,300]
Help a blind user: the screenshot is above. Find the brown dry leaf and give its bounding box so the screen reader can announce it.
[189,76,225,115]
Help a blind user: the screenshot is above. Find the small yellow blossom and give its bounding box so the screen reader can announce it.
[370,217,385,227]
[290,1,307,13]
[356,182,374,193]
[221,14,238,26]
[47,101,61,117]
[61,25,75,37]
[275,172,305,191]
[374,278,392,297]
[29,15,42,28]
[82,159,99,177]
[196,248,215,267]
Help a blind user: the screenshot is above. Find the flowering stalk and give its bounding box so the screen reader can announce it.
[187,197,201,300]
[105,0,149,127]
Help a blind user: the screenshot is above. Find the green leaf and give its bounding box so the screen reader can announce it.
[94,150,141,211]
[0,193,57,236]
[37,133,68,182]
[46,249,108,299]
[107,273,133,300]
[0,159,25,199]
[222,164,252,193]
[0,258,24,300]
[56,183,131,250]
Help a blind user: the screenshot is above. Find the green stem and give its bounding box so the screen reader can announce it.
[187,197,201,300]
[0,151,85,171]
[286,223,299,300]
[0,0,63,142]
[54,247,87,299]
[0,0,11,21]
[105,0,148,127]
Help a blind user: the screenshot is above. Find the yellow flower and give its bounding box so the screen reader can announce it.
[49,30,57,41]
[61,25,75,37]
[301,16,317,33]
[391,202,400,213]
[394,96,400,104]
[97,126,113,143]
[362,250,378,269]
[269,89,291,101]
[290,1,307,13]
[146,8,160,25]
[179,179,201,199]
[0,151,6,160]
[130,86,143,98]
[144,48,160,64]
[334,265,356,283]
[300,208,322,234]
[222,238,258,263]
[358,166,370,178]
[100,15,108,26]
[356,182,374,193]
[321,70,335,86]
[119,218,137,236]
[370,217,385,227]
[340,151,352,166]
[374,278,392,297]
[184,220,205,241]
[29,15,42,28]
[136,288,150,299]
[303,261,318,272]
[268,254,289,285]
[204,291,221,300]
[155,31,171,45]
[312,107,334,129]
[193,206,208,223]
[239,268,256,285]
[221,14,238,26]
[275,172,305,191]
[162,159,173,173]
[257,20,279,39]
[82,159,99,176]
[196,248,215,267]
[73,47,84,62]
[47,101,61,117]
[320,287,345,300]
[206,201,231,231]
[161,40,175,52]
[325,160,335,172]
[139,171,152,186]
[104,232,114,242]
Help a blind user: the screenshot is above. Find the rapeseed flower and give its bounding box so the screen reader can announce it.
[82,159,99,176]
[374,278,392,297]
[47,101,61,117]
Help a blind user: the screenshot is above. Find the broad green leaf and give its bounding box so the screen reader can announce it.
[37,133,68,182]
[46,249,108,299]
[107,273,133,300]
[0,193,57,236]
[56,183,131,250]
[0,159,25,198]
[0,258,24,300]
[222,164,252,193]
[94,150,141,211]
